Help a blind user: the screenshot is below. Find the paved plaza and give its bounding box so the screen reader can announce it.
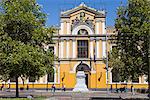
[0,89,149,100]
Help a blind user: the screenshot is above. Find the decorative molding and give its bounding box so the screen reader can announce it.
[72,25,94,35]
[71,61,91,73]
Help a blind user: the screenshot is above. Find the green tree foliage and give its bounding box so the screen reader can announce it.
[0,0,55,97]
[109,0,150,82]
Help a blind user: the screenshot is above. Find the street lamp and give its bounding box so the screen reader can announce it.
[105,11,109,94]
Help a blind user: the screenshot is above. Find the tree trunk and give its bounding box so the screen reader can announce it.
[16,76,19,97]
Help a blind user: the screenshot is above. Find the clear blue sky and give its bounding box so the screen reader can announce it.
[36,0,127,27]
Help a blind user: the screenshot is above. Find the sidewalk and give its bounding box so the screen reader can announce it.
[0,89,149,100]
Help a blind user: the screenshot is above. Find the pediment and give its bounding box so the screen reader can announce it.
[61,3,105,18]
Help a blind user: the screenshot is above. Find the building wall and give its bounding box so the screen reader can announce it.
[0,4,148,90]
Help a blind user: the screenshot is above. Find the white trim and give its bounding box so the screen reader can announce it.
[72,25,94,35]
[66,40,70,58]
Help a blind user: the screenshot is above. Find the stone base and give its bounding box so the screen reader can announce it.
[73,71,89,92]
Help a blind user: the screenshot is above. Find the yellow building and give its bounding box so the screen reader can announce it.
[2,3,148,90]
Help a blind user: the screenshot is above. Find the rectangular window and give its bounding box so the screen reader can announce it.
[47,73,54,82]
[77,40,88,58]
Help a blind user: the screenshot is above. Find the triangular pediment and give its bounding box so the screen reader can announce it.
[61,2,105,18]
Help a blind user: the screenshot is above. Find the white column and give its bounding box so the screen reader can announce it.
[54,45,57,56]
[66,39,70,58]
[102,39,106,57]
[102,20,106,57]
[67,22,70,35]
[90,40,94,58]
[102,21,105,34]
[45,75,48,84]
[96,22,99,34]
[60,22,64,35]
[58,65,60,83]
[72,40,76,58]
[96,40,100,58]
[54,68,57,83]
[59,40,64,58]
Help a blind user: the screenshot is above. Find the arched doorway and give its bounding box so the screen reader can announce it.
[76,62,91,88]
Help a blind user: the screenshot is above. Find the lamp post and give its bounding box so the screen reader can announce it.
[104,11,109,94]
[106,30,109,94]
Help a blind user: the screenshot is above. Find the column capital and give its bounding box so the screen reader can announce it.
[95,19,105,23]
[72,38,76,41]
[101,37,106,41]
[60,20,70,23]
[90,37,95,41]
[65,38,70,41]
[96,37,101,41]
[60,38,65,41]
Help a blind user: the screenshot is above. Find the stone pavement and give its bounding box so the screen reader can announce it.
[0,90,149,100]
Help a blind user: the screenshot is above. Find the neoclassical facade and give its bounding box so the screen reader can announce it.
[2,3,148,90]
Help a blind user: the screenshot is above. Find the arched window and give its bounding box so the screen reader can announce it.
[47,68,54,82]
[78,29,88,35]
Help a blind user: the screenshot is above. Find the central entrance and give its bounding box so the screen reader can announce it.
[76,63,91,88]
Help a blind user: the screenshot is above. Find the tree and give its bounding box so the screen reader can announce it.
[112,0,150,93]
[0,0,55,97]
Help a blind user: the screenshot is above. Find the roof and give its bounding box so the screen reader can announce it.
[61,2,106,18]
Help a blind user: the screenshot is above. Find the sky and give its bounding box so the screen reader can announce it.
[36,0,127,27]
